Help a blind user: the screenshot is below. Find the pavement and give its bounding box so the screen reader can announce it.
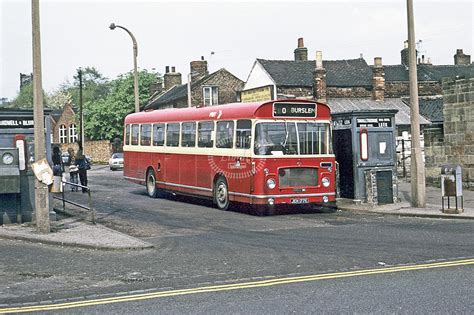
[337,181,474,220]
[0,180,472,250]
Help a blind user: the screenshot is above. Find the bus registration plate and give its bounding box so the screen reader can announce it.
[291,198,309,204]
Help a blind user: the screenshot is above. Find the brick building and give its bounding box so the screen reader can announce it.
[51,102,78,145]
[242,38,473,186]
[145,57,244,110]
[50,103,112,163]
[243,38,472,104]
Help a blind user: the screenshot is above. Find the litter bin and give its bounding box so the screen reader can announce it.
[441,164,463,213]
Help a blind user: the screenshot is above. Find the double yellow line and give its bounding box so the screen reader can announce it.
[1,258,473,313]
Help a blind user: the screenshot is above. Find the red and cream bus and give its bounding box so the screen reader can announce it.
[123,100,336,214]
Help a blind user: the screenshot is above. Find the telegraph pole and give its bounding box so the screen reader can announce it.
[32,0,50,233]
[406,0,426,207]
[78,68,85,151]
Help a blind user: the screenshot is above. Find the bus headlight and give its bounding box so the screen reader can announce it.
[322,177,330,187]
[266,178,276,189]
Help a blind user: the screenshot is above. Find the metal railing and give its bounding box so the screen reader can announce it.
[52,180,95,224]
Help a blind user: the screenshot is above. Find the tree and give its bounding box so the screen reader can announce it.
[47,89,73,109]
[84,69,161,140]
[8,84,49,109]
[70,67,110,106]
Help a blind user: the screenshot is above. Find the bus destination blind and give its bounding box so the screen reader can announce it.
[273,103,316,118]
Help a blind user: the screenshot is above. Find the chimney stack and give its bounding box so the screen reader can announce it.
[312,51,327,103]
[164,66,182,91]
[190,56,208,82]
[454,49,471,65]
[372,57,385,101]
[149,82,163,98]
[294,37,308,61]
[401,40,409,67]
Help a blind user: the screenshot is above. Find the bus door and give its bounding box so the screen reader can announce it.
[231,120,254,199]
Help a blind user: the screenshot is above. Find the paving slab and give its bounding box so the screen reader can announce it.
[0,218,154,250]
[337,180,474,219]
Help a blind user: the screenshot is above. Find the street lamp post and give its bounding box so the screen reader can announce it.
[109,23,140,113]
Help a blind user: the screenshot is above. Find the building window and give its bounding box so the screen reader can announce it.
[203,86,218,106]
[59,124,67,143]
[68,124,78,143]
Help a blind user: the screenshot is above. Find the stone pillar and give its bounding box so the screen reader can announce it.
[164,66,182,91]
[454,49,471,65]
[442,77,474,188]
[294,37,308,61]
[372,57,385,101]
[190,56,208,82]
[149,82,163,97]
[312,51,327,103]
[401,40,409,67]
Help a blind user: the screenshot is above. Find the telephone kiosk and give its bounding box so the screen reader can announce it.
[332,110,399,205]
[0,109,52,224]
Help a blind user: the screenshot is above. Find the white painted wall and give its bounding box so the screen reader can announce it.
[243,61,275,90]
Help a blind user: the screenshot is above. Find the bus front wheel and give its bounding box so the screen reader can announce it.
[214,176,230,211]
[146,169,158,198]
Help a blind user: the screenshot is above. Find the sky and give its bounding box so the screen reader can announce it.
[1,0,472,101]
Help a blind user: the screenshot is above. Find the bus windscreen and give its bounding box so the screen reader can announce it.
[254,122,330,156]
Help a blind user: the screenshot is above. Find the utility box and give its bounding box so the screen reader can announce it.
[0,109,52,224]
[0,148,20,193]
[332,110,398,204]
[441,164,463,213]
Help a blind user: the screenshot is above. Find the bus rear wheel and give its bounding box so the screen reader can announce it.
[214,176,230,211]
[146,169,158,198]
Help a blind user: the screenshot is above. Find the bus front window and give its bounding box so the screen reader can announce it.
[254,122,330,155]
[254,122,297,155]
[298,122,330,154]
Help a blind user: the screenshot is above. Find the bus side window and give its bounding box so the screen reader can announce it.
[153,123,165,146]
[140,124,151,146]
[125,125,130,145]
[181,122,196,147]
[216,121,234,148]
[131,124,139,145]
[198,121,214,148]
[236,120,251,149]
[166,123,180,147]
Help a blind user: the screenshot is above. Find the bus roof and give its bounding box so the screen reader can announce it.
[124,100,331,124]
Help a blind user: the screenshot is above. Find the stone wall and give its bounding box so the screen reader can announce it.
[59,139,112,164]
[327,87,371,98]
[424,76,474,188]
[277,87,313,99]
[385,81,442,98]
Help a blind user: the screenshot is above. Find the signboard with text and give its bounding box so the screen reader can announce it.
[241,85,273,103]
[273,102,316,118]
[356,117,392,128]
[0,118,35,129]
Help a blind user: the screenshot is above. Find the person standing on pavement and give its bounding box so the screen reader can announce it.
[75,144,89,193]
[52,146,63,176]
[68,148,79,192]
